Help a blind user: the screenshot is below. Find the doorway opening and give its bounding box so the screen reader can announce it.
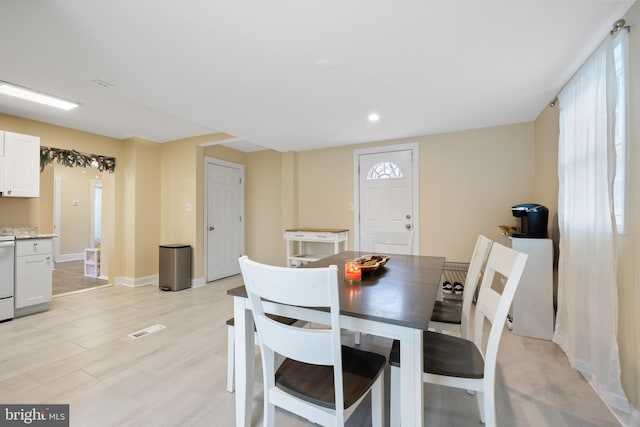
[52,166,108,295]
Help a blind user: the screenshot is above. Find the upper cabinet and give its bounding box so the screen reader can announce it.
[0,131,40,198]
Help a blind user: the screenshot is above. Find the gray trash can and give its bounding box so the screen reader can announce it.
[159,244,191,291]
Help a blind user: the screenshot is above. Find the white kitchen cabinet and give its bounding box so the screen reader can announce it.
[15,238,52,316]
[0,131,41,197]
[284,228,349,267]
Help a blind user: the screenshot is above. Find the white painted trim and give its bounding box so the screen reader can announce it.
[115,274,159,288]
[53,175,61,262]
[56,252,84,263]
[53,284,113,298]
[191,277,206,288]
[353,142,420,253]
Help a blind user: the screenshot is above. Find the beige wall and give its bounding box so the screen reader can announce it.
[55,164,98,255]
[244,149,282,265]
[532,1,640,411]
[159,134,240,281]
[288,123,535,263]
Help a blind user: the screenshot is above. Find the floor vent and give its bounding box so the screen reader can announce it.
[128,324,166,339]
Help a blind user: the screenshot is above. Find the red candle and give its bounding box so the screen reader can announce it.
[345,261,362,281]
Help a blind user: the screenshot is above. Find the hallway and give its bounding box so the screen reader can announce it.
[53,260,109,295]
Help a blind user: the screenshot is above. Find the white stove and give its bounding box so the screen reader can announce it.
[0,235,15,321]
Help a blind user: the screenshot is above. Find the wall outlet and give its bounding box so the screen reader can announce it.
[185,202,192,212]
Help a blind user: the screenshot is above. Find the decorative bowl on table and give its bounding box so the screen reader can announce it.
[353,255,390,273]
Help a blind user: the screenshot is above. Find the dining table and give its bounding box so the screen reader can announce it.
[228,251,445,427]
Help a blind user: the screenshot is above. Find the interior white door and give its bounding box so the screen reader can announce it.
[206,159,244,282]
[356,145,418,253]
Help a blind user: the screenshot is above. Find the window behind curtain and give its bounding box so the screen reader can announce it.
[613,30,628,234]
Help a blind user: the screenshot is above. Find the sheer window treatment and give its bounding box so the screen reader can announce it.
[554,32,630,415]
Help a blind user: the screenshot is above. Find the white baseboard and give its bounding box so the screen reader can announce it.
[55,252,84,263]
[114,275,204,289]
[191,277,206,288]
[115,274,159,288]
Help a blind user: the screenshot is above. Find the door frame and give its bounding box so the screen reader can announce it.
[53,175,61,263]
[353,142,420,252]
[89,179,102,249]
[203,156,245,282]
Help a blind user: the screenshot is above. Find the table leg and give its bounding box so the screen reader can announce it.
[234,297,255,427]
[399,328,424,427]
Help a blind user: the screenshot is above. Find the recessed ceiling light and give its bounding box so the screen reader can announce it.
[368,113,380,123]
[0,81,79,110]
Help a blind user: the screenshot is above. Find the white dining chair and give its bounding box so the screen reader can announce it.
[429,235,493,339]
[372,230,414,255]
[226,315,304,393]
[388,243,528,427]
[238,255,386,427]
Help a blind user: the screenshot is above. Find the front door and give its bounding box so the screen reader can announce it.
[206,158,244,282]
[355,143,419,253]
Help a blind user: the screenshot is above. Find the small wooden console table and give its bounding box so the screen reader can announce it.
[284,228,349,267]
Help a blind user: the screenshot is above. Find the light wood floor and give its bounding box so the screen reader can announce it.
[0,275,620,426]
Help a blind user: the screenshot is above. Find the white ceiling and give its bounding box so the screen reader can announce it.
[0,1,635,153]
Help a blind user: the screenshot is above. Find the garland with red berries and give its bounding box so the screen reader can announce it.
[40,147,116,173]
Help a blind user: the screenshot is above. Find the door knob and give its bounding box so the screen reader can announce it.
[405,214,411,219]
[405,224,412,230]
[209,226,215,231]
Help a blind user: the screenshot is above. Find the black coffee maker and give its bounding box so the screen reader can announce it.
[511,203,548,238]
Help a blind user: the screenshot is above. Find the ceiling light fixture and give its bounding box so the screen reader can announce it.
[368,113,380,123]
[0,81,79,110]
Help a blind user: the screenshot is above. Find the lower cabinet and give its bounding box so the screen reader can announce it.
[15,238,53,316]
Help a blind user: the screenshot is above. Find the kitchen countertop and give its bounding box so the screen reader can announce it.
[0,227,57,240]
[14,234,57,240]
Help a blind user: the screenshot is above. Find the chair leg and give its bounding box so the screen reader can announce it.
[390,365,401,427]
[476,390,486,424]
[226,325,235,393]
[370,371,384,427]
[354,331,361,345]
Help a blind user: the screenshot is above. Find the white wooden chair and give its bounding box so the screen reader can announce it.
[429,235,493,338]
[238,256,386,427]
[388,243,528,427]
[226,315,303,393]
[372,230,414,255]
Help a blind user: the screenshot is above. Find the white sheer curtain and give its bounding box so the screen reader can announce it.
[555,34,630,414]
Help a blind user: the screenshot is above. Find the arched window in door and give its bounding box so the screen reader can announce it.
[366,161,403,180]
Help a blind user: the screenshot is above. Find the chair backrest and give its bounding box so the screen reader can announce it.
[460,235,494,338]
[472,243,528,379]
[238,256,345,412]
[372,230,414,255]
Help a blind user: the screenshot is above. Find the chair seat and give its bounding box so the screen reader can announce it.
[275,345,386,409]
[430,300,462,324]
[226,314,299,329]
[389,331,484,379]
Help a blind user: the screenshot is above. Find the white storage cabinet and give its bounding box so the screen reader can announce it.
[84,248,100,278]
[504,237,554,340]
[15,238,53,316]
[0,131,40,198]
[284,228,349,267]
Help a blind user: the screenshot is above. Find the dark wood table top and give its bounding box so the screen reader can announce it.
[228,251,445,331]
